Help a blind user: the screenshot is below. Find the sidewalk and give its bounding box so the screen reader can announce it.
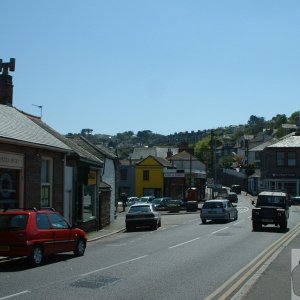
[87,206,127,242]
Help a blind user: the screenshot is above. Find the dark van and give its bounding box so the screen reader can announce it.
[230,185,241,194]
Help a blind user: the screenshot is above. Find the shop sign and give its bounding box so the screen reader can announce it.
[88,171,97,185]
[164,173,185,178]
[0,152,24,169]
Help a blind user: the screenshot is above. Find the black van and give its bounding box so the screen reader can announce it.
[230,185,241,194]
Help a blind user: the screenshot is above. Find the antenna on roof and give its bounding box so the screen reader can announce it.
[32,104,43,118]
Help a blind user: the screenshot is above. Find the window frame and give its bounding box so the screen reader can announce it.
[41,157,53,208]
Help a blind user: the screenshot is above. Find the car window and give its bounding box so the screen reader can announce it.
[129,206,151,213]
[37,214,51,229]
[48,213,69,229]
[203,202,224,209]
[0,214,28,230]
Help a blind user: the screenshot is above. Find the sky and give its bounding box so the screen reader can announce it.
[1,1,300,136]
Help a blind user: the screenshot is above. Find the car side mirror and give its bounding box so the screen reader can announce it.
[251,200,255,205]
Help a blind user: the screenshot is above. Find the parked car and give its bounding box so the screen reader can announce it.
[167,200,182,212]
[290,196,300,205]
[227,192,238,203]
[0,208,87,266]
[127,197,139,206]
[152,197,172,210]
[139,196,155,203]
[230,185,241,194]
[125,203,161,231]
[200,199,238,224]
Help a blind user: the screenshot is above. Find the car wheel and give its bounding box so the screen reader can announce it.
[30,246,44,266]
[158,219,161,227]
[126,225,134,232]
[280,220,287,231]
[202,219,206,224]
[153,222,158,230]
[234,213,238,221]
[74,238,86,257]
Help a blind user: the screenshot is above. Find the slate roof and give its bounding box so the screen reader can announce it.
[28,115,102,166]
[267,134,300,148]
[136,155,172,168]
[0,105,70,152]
[168,150,199,161]
[249,138,279,152]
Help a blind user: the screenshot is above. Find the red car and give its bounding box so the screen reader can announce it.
[0,208,87,266]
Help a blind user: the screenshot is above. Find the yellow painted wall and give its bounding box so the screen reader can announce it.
[135,156,164,197]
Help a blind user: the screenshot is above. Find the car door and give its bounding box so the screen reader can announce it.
[48,213,75,253]
[36,213,55,255]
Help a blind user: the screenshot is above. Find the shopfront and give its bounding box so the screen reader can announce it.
[0,151,24,209]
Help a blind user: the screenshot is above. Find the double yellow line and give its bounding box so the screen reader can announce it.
[205,222,300,300]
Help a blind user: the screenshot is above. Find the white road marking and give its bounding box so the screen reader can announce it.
[0,290,30,299]
[80,255,149,277]
[169,237,201,249]
[233,221,244,226]
[211,227,229,234]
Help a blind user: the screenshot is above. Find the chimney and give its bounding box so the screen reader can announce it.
[0,58,15,106]
[166,148,173,158]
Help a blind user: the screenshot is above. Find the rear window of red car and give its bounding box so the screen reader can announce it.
[0,214,28,230]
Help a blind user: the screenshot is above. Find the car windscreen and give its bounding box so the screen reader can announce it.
[202,202,224,209]
[257,195,286,207]
[129,206,151,213]
[0,214,28,230]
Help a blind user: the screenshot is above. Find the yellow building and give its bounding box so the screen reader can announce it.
[135,155,172,197]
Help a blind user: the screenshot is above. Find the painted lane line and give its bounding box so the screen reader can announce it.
[169,237,201,249]
[80,255,149,277]
[233,221,244,226]
[0,290,30,300]
[211,227,229,235]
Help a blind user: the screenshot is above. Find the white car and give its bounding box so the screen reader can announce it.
[125,203,161,231]
[200,199,238,224]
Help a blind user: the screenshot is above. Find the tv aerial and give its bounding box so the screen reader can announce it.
[32,104,43,118]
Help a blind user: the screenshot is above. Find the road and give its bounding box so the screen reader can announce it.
[0,195,300,300]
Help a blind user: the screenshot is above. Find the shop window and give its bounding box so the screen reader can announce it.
[41,158,52,207]
[143,170,149,181]
[288,152,296,166]
[276,152,285,167]
[82,185,96,222]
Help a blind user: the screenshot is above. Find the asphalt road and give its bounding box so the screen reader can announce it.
[1,195,299,300]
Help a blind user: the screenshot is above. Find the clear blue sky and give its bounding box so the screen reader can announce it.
[1,1,300,136]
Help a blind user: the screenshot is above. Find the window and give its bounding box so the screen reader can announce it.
[41,158,52,207]
[143,170,149,181]
[288,152,296,166]
[276,152,285,167]
[48,213,69,229]
[37,214,50,229]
